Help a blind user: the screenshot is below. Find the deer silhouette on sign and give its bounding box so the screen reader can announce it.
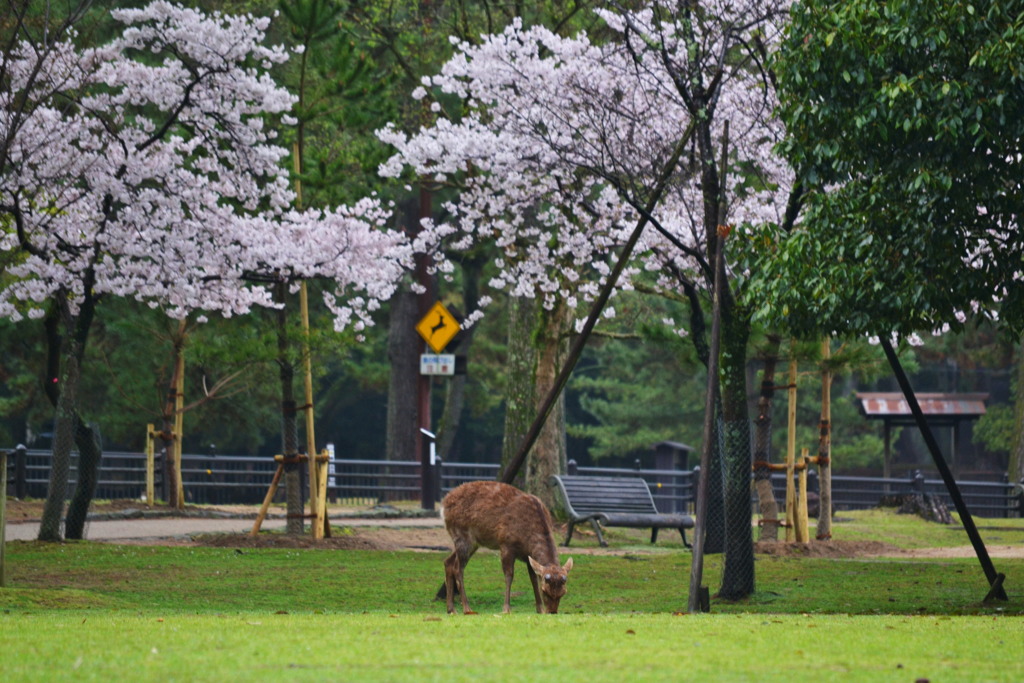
[429,312,447,339]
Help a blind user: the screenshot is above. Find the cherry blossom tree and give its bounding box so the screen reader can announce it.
[0,2,410,540]
[380,1,797,600]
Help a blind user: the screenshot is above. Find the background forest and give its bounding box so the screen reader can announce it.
[1,0,1020,484]
[1,267,1016,479]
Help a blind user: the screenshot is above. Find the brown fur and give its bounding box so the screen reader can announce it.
[441,481,573,614]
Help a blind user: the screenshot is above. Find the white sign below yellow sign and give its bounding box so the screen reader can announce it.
[420,354,456,376]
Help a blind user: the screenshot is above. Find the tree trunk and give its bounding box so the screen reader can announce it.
[753,334,782,542]
[38,296,86,540]
[64,419,102,539]
[276,284,303,535]
[702,412,727,555]
[386,288,422,495]
[39,293,98,542]
[526,300,569,511]
[717,312,755,600]
[155,320,190,509]
[172,343,186,509]
[38,348,80,541]
[500,296,538,490]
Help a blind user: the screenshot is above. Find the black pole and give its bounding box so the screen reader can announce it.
[688,119,731,613]
[879,337,1007,601]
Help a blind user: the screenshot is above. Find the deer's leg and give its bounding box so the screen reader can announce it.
[500,548,516,614]
[443,550,460,614]
[445,540,477,614]
[526,562,544,614]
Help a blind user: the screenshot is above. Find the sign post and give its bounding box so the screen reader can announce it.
[415,302,461,509]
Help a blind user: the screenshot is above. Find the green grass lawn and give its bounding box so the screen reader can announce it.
[1,509,1022,681]
[3,611,1021,682]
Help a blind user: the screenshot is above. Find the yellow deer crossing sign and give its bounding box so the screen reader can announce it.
[416,301,460,353]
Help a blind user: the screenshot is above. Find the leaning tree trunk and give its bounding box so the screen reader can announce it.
[753,334,782,542]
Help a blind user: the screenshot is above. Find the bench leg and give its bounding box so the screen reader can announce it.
[650,528,659,544]
[564,521,576,546]
[680,527,691,549]
[591,519,608,547]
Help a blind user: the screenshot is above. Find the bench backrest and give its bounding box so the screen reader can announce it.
[550,475,658,517]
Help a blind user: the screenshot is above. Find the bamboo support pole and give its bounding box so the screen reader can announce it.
[293,143,323,539]
[300,281,323,539]
[251,461,285,536]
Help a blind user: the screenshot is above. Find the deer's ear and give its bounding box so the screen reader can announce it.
[528,556,544,574]
[562,557,573,573]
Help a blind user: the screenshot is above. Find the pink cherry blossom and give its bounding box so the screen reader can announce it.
[379,2,795,330]
[1,2,409,330]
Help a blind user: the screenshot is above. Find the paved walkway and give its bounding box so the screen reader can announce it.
[3,513,444,542]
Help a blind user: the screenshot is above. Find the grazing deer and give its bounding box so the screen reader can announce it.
[441,480,573,615]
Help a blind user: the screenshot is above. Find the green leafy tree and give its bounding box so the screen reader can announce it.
[766,0,1023,337]
[767,0,1024,485]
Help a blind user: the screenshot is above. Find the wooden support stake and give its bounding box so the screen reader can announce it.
[251,463,285,536]
[797,448,810,542]
[299,281,323,539]
[316,450,330,538]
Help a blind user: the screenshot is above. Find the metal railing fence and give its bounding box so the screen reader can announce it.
[4,446,1022,518]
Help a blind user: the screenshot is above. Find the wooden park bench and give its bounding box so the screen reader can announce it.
[549,474,694,548]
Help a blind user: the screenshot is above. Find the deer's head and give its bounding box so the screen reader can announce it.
[528,556,574,614]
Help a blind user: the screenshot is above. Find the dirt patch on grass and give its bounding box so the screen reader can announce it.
[754,539,1024,559]
[754,540,901,558]
[197,530,1021,560]
[193,526,455,552]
